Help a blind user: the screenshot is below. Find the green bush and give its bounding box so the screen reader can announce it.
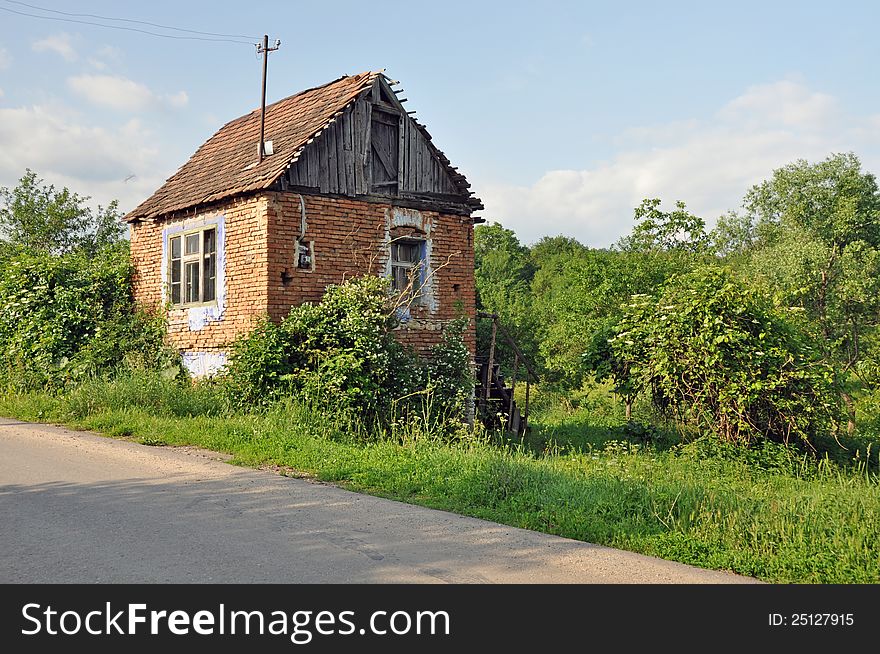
[0,243,177,389]
[223,276,473,429]
[608,266,839,447]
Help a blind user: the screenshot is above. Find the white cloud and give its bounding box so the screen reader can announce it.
[165,91,189,109]
[0,47,11,70]
[88,45,123,71]
[32,33,77,62]
[67,74,189,112]
[0,88,4,99]
[0,103,165,213]
[95,45,123,61]
[478,80,880,246]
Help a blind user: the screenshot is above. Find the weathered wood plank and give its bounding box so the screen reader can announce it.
[342,107,354,194]
[362,101,372,194]
[415,142,422,191]
[306,141,321,188]
[294,153,303,186]
[276,88,474,205]
[317,129,329,192]
[353,99,365,194]
[327,121,338,194]
[397,113,405,191]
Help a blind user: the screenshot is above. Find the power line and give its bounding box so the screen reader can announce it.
[3,0,260,41]
[0,3,258,45]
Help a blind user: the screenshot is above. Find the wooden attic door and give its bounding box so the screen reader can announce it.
[370,107,400,194]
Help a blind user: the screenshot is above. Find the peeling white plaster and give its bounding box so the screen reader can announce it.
[384,207,438,318]
[161,214,227,332]
[182,351,228,378]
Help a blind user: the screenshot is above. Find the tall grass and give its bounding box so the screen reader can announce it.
[2,371,879,583]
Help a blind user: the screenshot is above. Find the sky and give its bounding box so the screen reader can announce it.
[1,0,879,247]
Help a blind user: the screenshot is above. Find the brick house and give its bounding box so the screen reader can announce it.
[125,71,483,377]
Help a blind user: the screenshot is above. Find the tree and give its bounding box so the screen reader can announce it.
[568,200,709,400]
[0,170,124,256]
[608,266,838,446]
[617,198,710,254]
[743,153,880,433]
[474,222,535,313]
[473,223,538,372]
[711,210,757,259]
[529,234,587,265]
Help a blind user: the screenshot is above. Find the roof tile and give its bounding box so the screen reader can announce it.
[126,71,380,221]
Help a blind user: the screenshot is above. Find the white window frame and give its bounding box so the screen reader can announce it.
[168,226,218,308]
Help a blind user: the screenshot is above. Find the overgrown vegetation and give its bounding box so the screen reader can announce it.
[1,373,877,583]
[0,172,173,390]
[477,152,880,452]
[605,266,838,446]
[2,155,880,583]
[222,275,472,431]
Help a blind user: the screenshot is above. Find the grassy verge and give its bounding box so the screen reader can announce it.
[2,372,879,583]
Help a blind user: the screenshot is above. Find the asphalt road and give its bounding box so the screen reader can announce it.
[0,418,756,584]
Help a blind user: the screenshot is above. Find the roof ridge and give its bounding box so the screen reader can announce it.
[124,69,481,222]
[227,70,380,128]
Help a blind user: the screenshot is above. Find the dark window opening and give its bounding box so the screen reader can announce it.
[391,239,424,301]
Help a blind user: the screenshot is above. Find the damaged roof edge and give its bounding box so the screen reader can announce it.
[124,71,481,222]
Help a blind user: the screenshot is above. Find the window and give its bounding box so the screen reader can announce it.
[169,227,217,307]
[390,239,424,300]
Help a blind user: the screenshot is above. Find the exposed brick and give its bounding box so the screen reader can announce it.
[130,191,476,360]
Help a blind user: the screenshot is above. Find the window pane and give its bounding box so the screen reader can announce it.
[391,266,406,291]
[203,253,216,302]
[170,239,182,305]
[185,261,200,303]
[403,243,420,263]
[203,228,216,302]
[185,233,200,255]
[203,228,216,255]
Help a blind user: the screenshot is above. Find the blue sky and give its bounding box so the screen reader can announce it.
[1,0,879,245]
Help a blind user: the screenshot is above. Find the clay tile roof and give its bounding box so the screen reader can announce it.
[126,71,381,221]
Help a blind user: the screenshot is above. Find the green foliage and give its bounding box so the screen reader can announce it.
[711,210,757,259]
[617,198,710,254]
[473,222,539,374]
[220,316,291,407]
[0,170,125,256]
[3,372,879,583]
[534,247,687,387]
[0,243,175,389]
[608,266,839,446]
[421,318,474,420]
[223,276,472,428]
[224,276,397,411]
[742,153,880,431]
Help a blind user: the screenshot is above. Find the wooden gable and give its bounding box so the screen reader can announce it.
[281,76,476,211]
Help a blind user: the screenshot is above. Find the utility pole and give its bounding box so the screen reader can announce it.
[257,34,281,162]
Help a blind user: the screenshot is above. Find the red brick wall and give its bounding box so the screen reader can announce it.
[129,194,269,352]
[267,192,476,357]
[130,191,476,358]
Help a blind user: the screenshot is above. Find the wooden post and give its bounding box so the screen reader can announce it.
[508,355,519,432]
[482,317,497,419]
